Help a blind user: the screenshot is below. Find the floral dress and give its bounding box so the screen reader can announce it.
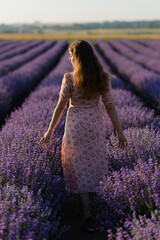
[59,72,115,194]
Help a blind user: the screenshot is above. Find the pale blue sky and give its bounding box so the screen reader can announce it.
[0,0,160,24]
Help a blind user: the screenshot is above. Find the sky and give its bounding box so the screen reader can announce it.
[0,0,160,24]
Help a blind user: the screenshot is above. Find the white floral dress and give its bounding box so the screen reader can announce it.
[59,72,115,194]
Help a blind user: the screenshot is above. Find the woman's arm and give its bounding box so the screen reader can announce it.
[105,104,127,149]
[48,97,68,134]
[38,97,68,147]
[105,104,123,135]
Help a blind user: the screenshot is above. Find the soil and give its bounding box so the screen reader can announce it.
[56,193,108,240]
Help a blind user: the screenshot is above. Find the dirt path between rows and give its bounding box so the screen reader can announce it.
[57,194,108,240]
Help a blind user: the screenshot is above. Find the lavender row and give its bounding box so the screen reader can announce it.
[92,41,160,240]
[120,39,160,74]
[89,40,160,165]
[135,39,160,51]
[96,39,160,110]
[120,39,160,60]
[0,40,23,55]
[0,50,74,239]
[0,88,72,239]
[94,154,160,239]
[38,47,160,238]
[87,41,160,238]
[0,40,67,126]
[0,40,54,78]
[87,40,159,135]
[37,44,160,237]
[42,40,159,138]
[0,41,159,238]
[0,47,124,239]
[88,39,133,90]
[109,39,160,75]
[0,40,43,61]
[0,40,11,47]
[38,50,72,88]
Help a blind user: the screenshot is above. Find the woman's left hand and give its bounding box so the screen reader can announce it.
[38,130,53,147]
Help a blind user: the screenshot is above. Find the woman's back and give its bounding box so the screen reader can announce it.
[68,72,100,108]
[61,72,114,111]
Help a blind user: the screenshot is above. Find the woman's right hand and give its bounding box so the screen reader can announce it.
[118,132,127,149]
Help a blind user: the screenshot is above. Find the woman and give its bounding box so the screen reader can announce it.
[39,40,127,232]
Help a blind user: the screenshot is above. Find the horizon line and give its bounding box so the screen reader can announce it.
[1,19,160,25]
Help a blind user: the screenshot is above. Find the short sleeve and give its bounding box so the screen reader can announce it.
[59,73,71,101]
[101,78,115,108]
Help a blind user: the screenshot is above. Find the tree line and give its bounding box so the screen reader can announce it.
[0,20,160,33]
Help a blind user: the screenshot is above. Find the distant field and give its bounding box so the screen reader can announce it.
[0,28,160,43]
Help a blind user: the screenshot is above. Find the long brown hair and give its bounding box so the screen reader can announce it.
[68,40,113,100]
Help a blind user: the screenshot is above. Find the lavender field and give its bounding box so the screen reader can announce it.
[0,39,160,240]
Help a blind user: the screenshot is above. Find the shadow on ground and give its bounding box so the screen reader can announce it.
[56,193,108,240]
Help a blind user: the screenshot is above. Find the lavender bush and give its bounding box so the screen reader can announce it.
[120,39,160,60]
[107,209,160,240]
[0,48,74,239]
[0,39,160,239]
[90,41,159,135]
[88,39,131,90]
[0,40,38,61]
[135,39,160,52]
[97,39,160,109]
[118,39,160,74]
[0,40,67,126]
[0,181,71,240]
[91,157,160,233]
[90,40,160,238]
[0,40,11,48]
[106,125,160,171]
[0,40,46,77]
[0,41,22,55]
